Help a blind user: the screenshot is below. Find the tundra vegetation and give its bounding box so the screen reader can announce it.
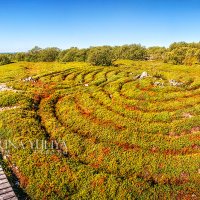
[0,43,200,199]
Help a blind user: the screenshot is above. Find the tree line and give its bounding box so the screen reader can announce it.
[1,42,200,66]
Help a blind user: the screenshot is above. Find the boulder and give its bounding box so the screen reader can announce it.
[0,84,13,92]
[154,81,164,86]
[182,113,193,118]
[135,71,149,80]
[139,71,149,79]
[0,84,6,90]
[169,79,183,86]
[23,76,35,82]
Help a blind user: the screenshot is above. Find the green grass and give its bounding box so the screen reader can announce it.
[0,60,200,199]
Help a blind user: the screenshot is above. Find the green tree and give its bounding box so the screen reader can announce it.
[60,48,81,62]
[113,44,147,60]
[164,47,189,65]
[87,46,113,66]
[15,52,26,61]
[169,42,188,50]
[29,46,42,53]
[195,49,200,63]
[25,46,42,62]
[147,46,166,60]
[39,48,60,62]
[0,54,11,65]
[184,48,197,65]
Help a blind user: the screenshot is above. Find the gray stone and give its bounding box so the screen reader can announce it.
[135,71,149,80]
[0,84,15,92]
[154,81,164,86]
[23,76,35,82]
[182,113,193,118]
[169,79,183,86]
[0,106,20,112]
[139,71,149,79]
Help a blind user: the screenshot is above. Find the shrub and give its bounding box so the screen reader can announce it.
[87,46,113,66]
[0,54,11,65]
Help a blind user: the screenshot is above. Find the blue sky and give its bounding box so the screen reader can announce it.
[0,0,200,52]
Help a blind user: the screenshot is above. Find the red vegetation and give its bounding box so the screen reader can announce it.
[115,142,140,151]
